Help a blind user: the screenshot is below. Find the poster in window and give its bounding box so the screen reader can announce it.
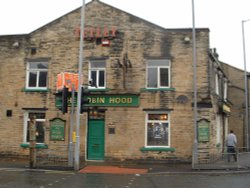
[147,123,168,146]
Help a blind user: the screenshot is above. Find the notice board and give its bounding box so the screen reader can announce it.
[198,119,210,142]
[50,118,65,141]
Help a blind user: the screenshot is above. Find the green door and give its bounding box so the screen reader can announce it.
[87,119,105,160]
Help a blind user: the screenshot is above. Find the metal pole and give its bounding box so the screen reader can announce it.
[75,0,85,171]
[191,0,198,169]
[68,85,75,166]
[242,19,250,151]
[29,115,37,168]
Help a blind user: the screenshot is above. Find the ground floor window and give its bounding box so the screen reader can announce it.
[24,112,46,143]
[146,112,170,147]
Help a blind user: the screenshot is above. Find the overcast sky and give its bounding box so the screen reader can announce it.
[0,0,250,70]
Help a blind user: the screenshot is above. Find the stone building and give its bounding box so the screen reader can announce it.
[208,50,231,151]
[0,0,231,163]
[222,62,247,149]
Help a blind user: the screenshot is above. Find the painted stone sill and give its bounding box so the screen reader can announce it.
[20,143,48,149]
[22,88,50,92]
[140,147,176,152]
[88,88,111,92]
[140,88,175,92]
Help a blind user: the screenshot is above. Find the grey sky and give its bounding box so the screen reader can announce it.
[0,0,249,70]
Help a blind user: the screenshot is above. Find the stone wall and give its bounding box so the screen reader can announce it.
[0,0,211,162]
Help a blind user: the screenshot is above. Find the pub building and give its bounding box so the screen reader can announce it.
[0,0,235,165]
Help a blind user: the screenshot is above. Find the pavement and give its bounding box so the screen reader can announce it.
[0,157,250,175]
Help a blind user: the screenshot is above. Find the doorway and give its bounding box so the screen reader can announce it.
[87,111,105,160]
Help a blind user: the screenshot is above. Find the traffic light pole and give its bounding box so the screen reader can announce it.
[68,85,75,167]
[75,0,85,171]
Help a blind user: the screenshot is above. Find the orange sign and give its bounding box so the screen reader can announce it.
[74,26,117,40]
[56,72,78,92]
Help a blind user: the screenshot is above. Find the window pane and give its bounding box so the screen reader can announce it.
[90,61,106,68]
[91,71,97,87]
[147,123,169,146]
[27,62,48,88]
[36,122,45,143]
[26,123,30,142]
[39,71,47,87]
[160,68,169,87]
[29,62,48,69]
[26,113,45,143]
[29,113,46,119]
[29,72,37,87]
[99,70,105,87]
[147,68,157,88]
[148,114,168,120]
[26,122,45,143]
[148,60,170,66]
[89,61,106,88]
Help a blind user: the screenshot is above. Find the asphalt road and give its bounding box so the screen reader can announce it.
[1,168,250,188]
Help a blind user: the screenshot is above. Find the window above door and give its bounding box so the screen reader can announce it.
[88,60,106,89]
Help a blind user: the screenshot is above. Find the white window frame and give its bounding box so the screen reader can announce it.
[145,111,170,148]
[146,59,171,89]
[215,73,219,95]
[216,114,222,145]
[23,111,46,144]
[88,60,106,89]
[26,61,48,90]
[223,79,228,100]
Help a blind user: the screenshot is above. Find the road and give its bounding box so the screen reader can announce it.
[1,168,250,188]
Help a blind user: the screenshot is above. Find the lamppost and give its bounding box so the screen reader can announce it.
[191,0,198,169]
[242,19,250,151]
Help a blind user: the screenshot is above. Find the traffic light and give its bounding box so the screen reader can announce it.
[80,87,90,113]
[61,86,69,114]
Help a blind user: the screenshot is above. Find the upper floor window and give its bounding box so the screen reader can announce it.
[146,59,171,88]
[26,62,48,89]
[89,60,106,89]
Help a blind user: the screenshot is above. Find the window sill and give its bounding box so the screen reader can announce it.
[140,88,175,92]
[140,147,175,152]
[22,88,50,92]
[20,143,48,149]
[88,88,111,92]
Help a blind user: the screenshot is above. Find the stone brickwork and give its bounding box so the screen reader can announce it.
[222,63,246,148]
[0,0,220,163]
